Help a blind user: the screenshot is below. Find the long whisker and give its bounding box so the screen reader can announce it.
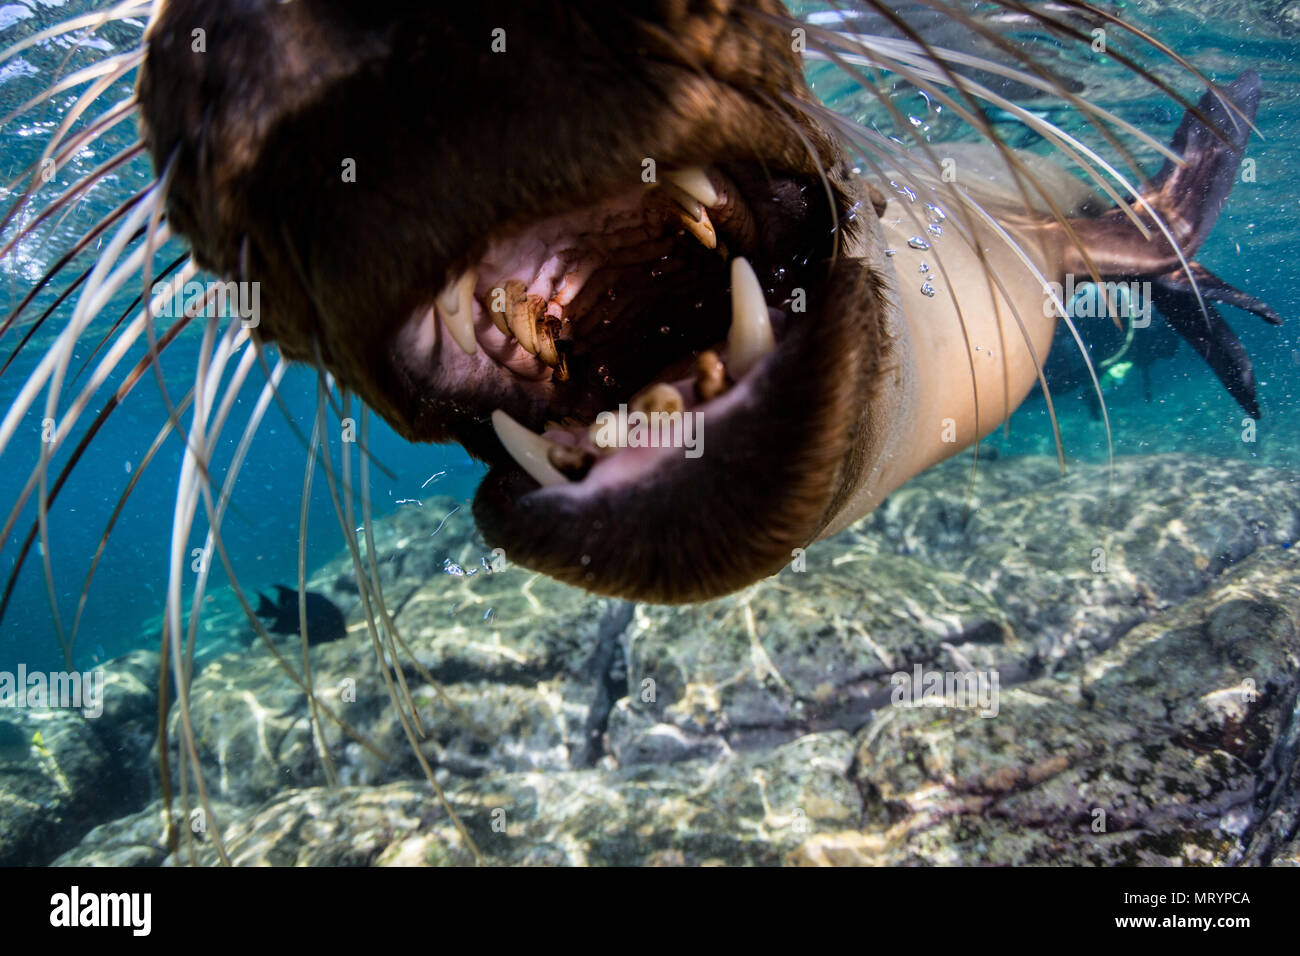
[312,366,483,863]
[297,384,339,786]
[0,141,146,263]
[0,1,151,71]
[163,308,247,866]
[0,188,147,361]
[69,387,196,653]
[0,50,142,134]
[71,251,189,387]
[1016,0,1260,140]
[0,304,194,632]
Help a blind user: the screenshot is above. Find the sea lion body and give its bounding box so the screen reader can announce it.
[118,1,1280,602]
[818,180,1063,538]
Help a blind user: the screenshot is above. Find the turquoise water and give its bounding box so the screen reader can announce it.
[0,0,1297,675]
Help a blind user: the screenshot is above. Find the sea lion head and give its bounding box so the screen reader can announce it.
[137,0,896,602]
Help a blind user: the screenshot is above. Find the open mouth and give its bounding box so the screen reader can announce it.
[133,0,874,603]
[386,160,856,600]
[393,163,835,472]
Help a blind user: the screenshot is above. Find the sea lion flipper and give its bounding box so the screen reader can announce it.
[1063,72,1280,415]
[1141,71,1261,258]
[1150,278,1261,419]
[1149,261,1282,419]
[1065,72,1261,276]
[1154,261,1283,327]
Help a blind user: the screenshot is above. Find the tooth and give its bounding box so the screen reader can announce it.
[695,349,728,401]
[727,257,775,378]
[629,382,685,416]
[535,317,562,367]
[666,168,718,208]
[490,280,523,336]
[435,304,476,356]
[547,443,594,479]
[678,208,717,250]
[668,191,703,221]
[490,410,570,487]
[436,270,476,317]
[505,282,548,355]
[435,272,478,356]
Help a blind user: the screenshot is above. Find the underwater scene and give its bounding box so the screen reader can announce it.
[0,0,1298,869]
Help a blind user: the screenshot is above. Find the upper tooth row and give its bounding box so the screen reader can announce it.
[434,169,721,359]
[492,255,776,487]
[434,270,567,377]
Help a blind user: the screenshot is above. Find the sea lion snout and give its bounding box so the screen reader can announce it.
[137,1,895,601]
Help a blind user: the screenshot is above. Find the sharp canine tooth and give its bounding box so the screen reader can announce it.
[491,410,571,487]
[669,192,704,221]
[435,272,478,355]
[630,382,685,416]
[727,257,776,378]
[437,270,476,315]
[436,305,476,355]
[666,168,718,208]
[678,208,717,250]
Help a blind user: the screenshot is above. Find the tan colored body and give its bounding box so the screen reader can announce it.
[819,168,1077,538]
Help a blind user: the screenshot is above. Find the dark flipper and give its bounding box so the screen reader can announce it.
[1151,278,1260,418]
[1061,72,1283,415]
[1155,261,1283,327]
[1143,72,1260,258]
[1064,72,1261,276]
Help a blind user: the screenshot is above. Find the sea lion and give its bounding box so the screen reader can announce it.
[0,0,1283,869]
[140,0,1279,603]
[3,2,1281,610]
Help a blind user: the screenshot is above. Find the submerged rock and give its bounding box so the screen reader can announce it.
[56,455,1300,865]
[0,649,161,865]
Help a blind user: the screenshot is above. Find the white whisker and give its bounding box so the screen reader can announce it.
[0,50,143,133]
[0,1,151,71]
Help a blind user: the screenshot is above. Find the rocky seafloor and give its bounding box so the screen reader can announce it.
[5,452,1300,866]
